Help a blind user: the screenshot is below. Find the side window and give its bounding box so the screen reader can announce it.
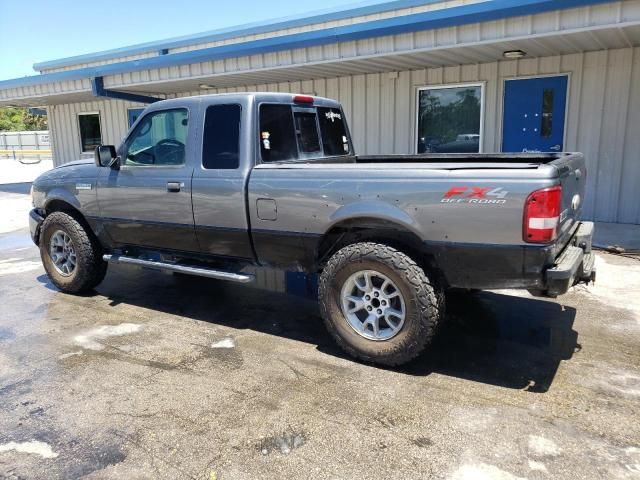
[317,107,350,156]
[202,104,241,169]
[259,104,298,162]
[124,108,188,166]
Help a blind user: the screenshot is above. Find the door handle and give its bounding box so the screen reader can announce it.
[167,182,182,192]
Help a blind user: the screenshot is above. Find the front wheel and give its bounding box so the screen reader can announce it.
[39,211,107,294]
[318,242,443,366]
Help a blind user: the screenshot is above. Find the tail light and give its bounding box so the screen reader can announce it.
[523,186,562,243]
[293,94,314,104]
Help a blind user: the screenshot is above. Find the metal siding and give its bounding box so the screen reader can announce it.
[618,47,640,224]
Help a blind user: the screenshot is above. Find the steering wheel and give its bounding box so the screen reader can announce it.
[157,138,184,149]
[155,138,185,164]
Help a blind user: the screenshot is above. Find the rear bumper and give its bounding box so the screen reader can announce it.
[422,221,595,294]
[544,221,596,296]
[29,208,45,246]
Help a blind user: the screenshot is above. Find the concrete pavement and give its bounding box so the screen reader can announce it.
[0,186,639,480]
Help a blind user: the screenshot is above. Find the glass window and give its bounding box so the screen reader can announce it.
[416,85,482,153]
[202,104,241,169]
[541,88,554,138]
[293,110,321,154]
[317,107,350,156]
[123,109,188,166]
[78,113,102,152]
[128,108,145,128]
[259,104,298,162]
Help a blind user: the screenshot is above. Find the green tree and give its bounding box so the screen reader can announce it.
[0,107,47,131]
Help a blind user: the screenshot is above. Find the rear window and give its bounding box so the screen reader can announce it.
[260,104,298,162]
[202,104,241,169]
[259,103,350,162]
[317,107,350,156]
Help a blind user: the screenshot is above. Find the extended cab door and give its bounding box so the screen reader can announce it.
[191,101,255,260]
[96,107,199,252]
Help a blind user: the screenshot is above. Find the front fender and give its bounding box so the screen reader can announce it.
[43,187,83,211]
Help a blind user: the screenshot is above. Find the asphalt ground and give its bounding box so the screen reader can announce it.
[0,185,639,480]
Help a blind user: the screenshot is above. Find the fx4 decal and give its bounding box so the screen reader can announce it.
[441,186,508,204]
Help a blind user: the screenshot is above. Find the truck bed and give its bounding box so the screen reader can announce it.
[276,152,575,171]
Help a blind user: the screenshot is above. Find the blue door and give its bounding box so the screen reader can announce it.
[127,108,145,128]
[502,76,568,152]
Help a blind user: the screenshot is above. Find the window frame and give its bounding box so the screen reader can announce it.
[77,112,103,153]
[121,107,190,168]
[200,103,242,170]
[292,105,323,158]
[414,82,485,154]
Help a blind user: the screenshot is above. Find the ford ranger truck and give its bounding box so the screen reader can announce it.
[29,93,595,366]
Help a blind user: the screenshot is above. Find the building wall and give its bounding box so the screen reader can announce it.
[48,46,640,224]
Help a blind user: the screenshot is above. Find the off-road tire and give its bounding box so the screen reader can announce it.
[39,211,107,294]
[319,242,443,366]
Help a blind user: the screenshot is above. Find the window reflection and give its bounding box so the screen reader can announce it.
[417,86,482,153]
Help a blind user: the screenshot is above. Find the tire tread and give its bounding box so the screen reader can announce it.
[318,242,443,366]
[40,211,107,293]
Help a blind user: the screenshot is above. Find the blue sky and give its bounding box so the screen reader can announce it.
[0,0,384,81]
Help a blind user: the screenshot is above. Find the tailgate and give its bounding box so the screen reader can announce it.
[552,153,587,248]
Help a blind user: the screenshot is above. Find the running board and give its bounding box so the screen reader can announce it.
[102,254,254,283]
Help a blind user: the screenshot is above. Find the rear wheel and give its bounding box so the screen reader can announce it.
[319,242,443,366]
[40,212,107,293]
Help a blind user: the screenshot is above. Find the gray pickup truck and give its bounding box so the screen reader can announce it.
[29,92,595,365]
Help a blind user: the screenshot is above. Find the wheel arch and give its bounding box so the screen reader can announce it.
[315,214,443,284]
[42,196,99,246]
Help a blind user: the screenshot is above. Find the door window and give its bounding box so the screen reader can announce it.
[202,104,241,169]
[127,108,145,128]
[416,85,482,153]
[541,89,554,138]
[123,108,188,166]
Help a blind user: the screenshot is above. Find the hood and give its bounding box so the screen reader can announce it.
[55,158,94,168]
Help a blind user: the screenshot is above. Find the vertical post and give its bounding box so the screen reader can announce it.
[17,131,23,162]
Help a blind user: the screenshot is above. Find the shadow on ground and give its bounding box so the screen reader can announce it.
[70,266,578,392]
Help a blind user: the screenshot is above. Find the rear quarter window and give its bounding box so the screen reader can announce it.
[202,104,241,169]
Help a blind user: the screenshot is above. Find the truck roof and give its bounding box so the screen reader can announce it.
[145,92,343,111]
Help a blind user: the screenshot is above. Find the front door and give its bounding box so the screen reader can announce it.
[502,75,568,152]
[97,107,199,252]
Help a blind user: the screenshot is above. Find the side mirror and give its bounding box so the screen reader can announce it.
[94,145,119,168]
